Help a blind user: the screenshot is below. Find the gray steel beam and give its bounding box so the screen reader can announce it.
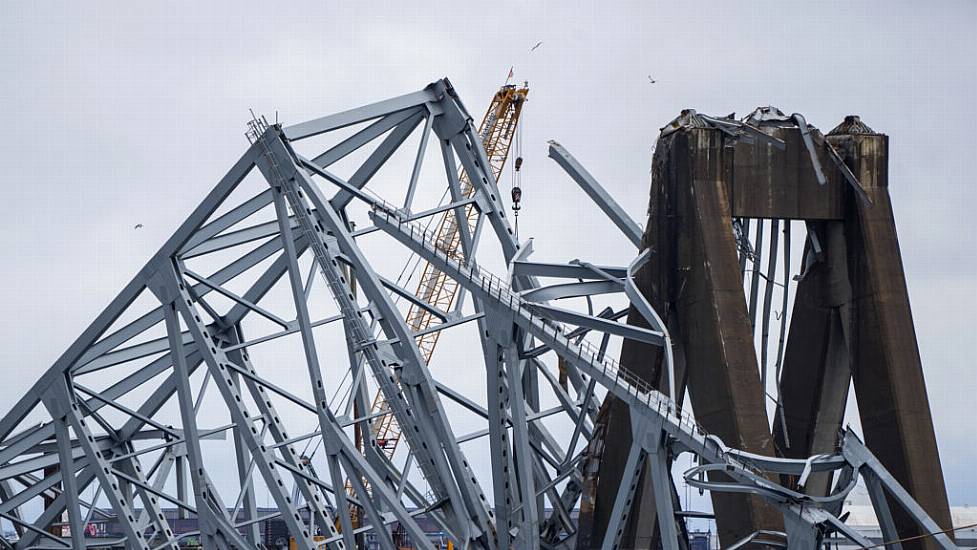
[547,141,642,248]
[369,209,897,545]
[162,264,340,550]
[600,441,645,550]
[404,112,434,210]
[254,127,475,547]
[330,112,425,209]
[841,432,955,549]
[284,87,438,140]
[482,338,516,547]
[0,83,955,550]
[312,107,424,168]
[268,187,358,549]
[228,372,261,546]
[180,189,274,254]
[61,387,153,550]
[520,280,622,303]
[511,261,627,281]
[506,349,540,550]
[26,143,259,398]
[224,325,353,543]
[525,303,664,346]
[51,417,86,549]
[760,219,780,398]
[158,292,229,549]
[76,228,292,371]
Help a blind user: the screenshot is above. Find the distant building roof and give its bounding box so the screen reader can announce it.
[843,503,977,528]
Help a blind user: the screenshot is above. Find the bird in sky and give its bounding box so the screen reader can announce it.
[530,41,543,52]
[647,76,657,84]
[134,224,143,229]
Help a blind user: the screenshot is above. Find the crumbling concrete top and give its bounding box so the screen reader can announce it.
[829,114,878,135]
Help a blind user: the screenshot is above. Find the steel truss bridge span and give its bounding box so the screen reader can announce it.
[0,79,957,550]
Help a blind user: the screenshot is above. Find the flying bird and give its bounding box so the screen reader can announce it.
[134,224,143,230]
[647,76,657,84]
[530,41,543,52]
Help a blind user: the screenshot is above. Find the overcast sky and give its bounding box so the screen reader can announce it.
[0,0,974,513]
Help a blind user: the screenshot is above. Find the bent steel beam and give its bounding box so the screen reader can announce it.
[0,84,956,550]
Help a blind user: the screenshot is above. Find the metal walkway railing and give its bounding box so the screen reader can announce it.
[369,208,766,481]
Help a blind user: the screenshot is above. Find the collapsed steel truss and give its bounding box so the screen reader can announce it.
[0,80,958,549]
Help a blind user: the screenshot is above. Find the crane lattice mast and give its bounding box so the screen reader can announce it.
[368,83,528,458]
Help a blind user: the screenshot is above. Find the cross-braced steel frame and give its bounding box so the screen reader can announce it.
[0,80,958,550]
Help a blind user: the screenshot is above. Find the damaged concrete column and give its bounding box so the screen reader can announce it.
[666,125,784,546]
[582,109,952,550]
[829,116,953,548]
[586,114,784,549]
[581,121,693,549]
[774,219,853,497]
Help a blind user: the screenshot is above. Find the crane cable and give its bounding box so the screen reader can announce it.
[861,522,977,549]
[511,97,524,241]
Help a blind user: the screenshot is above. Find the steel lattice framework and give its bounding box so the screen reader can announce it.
[0,80,959,550]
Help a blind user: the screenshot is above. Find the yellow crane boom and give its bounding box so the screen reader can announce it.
[370,83,528,458]
[340,85,527,531]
